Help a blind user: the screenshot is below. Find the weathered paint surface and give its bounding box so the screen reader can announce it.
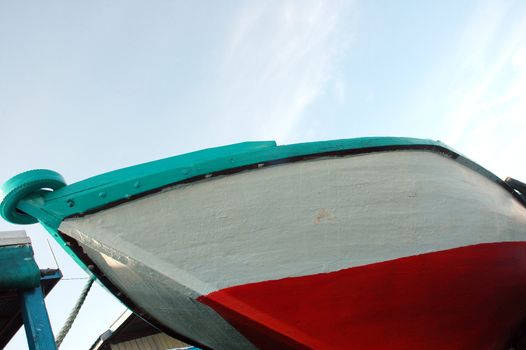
[0,231,40,289]
[199,242,526,349]
[74,242,256,349]
[58,150,526,349]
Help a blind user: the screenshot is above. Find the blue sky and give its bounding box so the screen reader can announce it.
[1,1,526,348]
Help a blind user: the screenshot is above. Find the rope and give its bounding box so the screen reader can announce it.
[55,277,95,347]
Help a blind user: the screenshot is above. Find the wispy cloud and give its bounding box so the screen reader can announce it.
[420,0,526,179]
[211,0,352,143]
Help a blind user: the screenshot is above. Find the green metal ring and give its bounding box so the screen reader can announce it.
[0,169,66,225]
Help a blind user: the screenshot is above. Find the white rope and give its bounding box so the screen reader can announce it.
[55,277,95,347]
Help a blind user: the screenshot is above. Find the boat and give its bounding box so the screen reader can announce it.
[2,137,526,349]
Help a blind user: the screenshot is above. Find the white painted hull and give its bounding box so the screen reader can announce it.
[59,150,526,349]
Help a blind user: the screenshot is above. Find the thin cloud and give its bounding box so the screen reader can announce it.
[417,0,526,178]
[212,0,352,143]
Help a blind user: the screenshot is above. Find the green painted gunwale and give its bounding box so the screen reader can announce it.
[2,136,521,232]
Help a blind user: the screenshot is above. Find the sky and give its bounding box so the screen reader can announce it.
[1,0,526,349]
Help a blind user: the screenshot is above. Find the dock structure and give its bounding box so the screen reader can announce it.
[0,230,61,350]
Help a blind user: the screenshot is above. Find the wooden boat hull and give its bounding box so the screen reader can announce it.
[56,150,526,349]
[3,138,526,349]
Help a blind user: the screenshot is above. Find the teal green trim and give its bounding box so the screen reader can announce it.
[0,170,65,225]
[0,245,40,289]
[0,137,514,231]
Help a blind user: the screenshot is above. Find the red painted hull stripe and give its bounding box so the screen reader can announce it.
[198,242,526,349]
